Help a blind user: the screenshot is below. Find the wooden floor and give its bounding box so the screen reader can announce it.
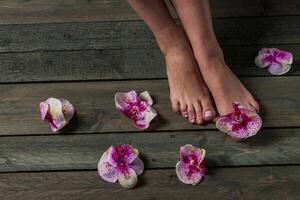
[0,0,300,199]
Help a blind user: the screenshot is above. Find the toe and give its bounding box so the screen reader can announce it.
[180,103,188,118]
[201,97,216,121]
[250,99,260,113]
[171,99,180,113]
[187,104,196,124]
[194,102,205,125]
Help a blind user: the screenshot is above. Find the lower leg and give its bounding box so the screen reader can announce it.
[127,0,216,123]
[170,0,259,115]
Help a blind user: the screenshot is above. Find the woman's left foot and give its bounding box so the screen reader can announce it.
[192,39,260,116]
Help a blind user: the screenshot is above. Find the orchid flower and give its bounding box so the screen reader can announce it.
[98,144,144,189]
[115,90,157,130]
[39,97,75,133]
[216,103,262,141]
[255,48,293,75]
[176,144,206,185]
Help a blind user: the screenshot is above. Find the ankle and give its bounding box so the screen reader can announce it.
[154,26,188,55]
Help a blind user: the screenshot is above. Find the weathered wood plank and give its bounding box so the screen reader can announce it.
[0,77,299,136]
[0,0,298,25]
[0,166,299,200]
[0,16,299,53]
[0,128,299,172]
[0,45,299,83]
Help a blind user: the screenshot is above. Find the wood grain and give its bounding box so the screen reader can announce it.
[0,166,299,199]
[0,45,299,83]
[0,77,299,136]
[0,128,299,172]
[0,0,298,25]
[0,16,299,53]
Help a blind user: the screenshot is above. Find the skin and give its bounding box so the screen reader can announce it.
[170,0,259,115]
[126,0,259,124]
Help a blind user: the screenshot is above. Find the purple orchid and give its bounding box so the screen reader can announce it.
[176,144,206,185]
[115,90,157,130]
[216,103,262,141]
[40,97,75,133]
[98,144,144,189]
[255,48,293,75]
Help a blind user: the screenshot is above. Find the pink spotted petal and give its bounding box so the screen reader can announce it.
[216,116,235,135]
[246,115,263,137]
[105,146,119,167]
[255,54,270,68]
[118,167,138,189]
[180,144,205,164]
[135,106,157,130]
[98,150,118,183]
[268,62,291,75]
[139,91,153,106]
[115,91,138,113]
[130,157,144,175]
[176,161,204,185]
[275,50,293,64]
[116,144,139,164]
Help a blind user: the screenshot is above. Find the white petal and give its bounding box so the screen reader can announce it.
[118,167,138,189]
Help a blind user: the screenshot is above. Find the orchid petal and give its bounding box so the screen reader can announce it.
[180,144,205,164]
[116,145,139,164]
[139,91,153,105]
[115,91,138,112]
[115,90,157,130]
[275,50,293,64]
[130,157,144,175]
[118,167,138,189]
[176,161,203,185]
[255,54,270,68]
[135,106,157,130]
[246,115,263,137]
[98,150,118,183]
[268,63,291,75]
[105,146,119,167]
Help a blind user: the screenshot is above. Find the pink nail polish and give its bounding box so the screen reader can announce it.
[205,111,213,119]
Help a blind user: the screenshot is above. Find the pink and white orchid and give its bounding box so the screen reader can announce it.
[176,144,206,185]
[216,103,262,141]
[255,48,293,75]
[98,144,144,189]
[39,97,75,133]
[115,90,157,130]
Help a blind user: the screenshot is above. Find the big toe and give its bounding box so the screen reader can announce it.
[201,97,216,121]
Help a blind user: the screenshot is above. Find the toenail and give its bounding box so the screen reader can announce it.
[184,114,188,118]
[190,118,195,123]
[204,110,213,118]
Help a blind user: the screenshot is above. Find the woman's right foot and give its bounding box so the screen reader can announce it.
[155,27,216,124]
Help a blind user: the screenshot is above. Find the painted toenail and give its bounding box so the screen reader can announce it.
[190,118,195,123]
[204,110,213,118]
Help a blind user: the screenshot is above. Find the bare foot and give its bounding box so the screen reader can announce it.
[193,39,259,116]
[156,28,216,124]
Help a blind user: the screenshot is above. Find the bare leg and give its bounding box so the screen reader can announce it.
[127,0,216,124]
[170,0,259,115]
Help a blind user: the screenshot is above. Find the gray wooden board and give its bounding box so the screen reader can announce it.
[0,0,299,25]
[0,128,299,172]
[0,16,299,53]
[0,77,299,136]
[0,45,299,83]
[0,166,299,199]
